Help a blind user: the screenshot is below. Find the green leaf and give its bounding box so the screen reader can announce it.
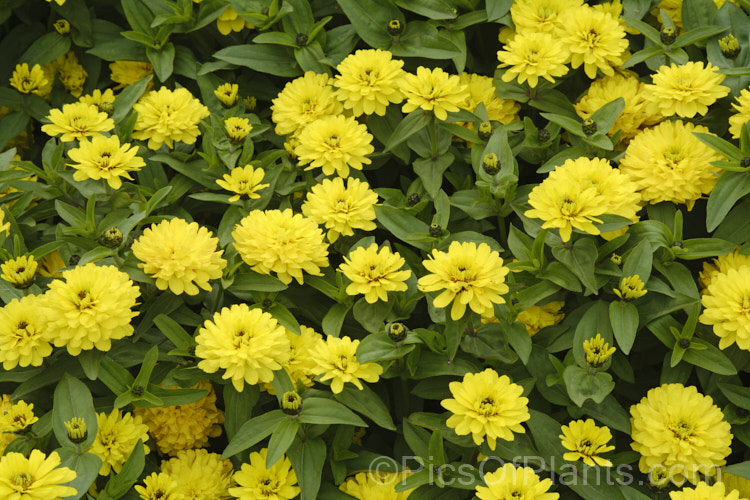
[153,314,192,349]
[213,44,301,77]
[673,25,726,47]
[718,383,750,409]
[112,75,153,124]
[266,418,299,467]
[20,32,71,66]
[552,238,599,294]
[223,384,259,440]
[486,0,513,21]
[679,238,736,259]
[384,111,431,152]
[357,332,416,363]
[505,322,532,364]
[335,0,402,49]
[132,346,159,392]
[414,153,454,199]
[623,238,653,283]
[222,410,286,458]
[335,384,396,430]
[352,298,393,333]
[609,301,639,355]
[682,338,737,375]
[298,397,367,426]
[706,172,750,231]
[374,205,432,251]
[57,450,102,500]
[146,42,175,81]
[395,0,456,20]
[99,440,145,500]
[231,271,288,292]
[590,97,625,136]
[563,366,615,407]
[287,436,326,500]
[322,302,351,337]
[694,132,743,161]
[52,374,98,449]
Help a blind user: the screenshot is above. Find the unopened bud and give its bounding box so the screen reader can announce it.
[262,299,273,308]
[429,223,442,237]
[131,385,144,396]
[538,128,550,142]
[100,228,123,248]
[582,118,597,136]
[660,27,676,45]
[281,391,302,415]
[243,96,257,112]
[478,122,492,141]
[387,19,404,36]
[407,193,420,206]
[64,417,87,444]
[97,101,114,116]
[741,157,750,169]
[54,19,70,36]
[296,33,308,46]
[610,253,622,266]
[678,338,690,349]
[388,322,407,342]
[69,254,80,266]
[720,34,741,59]
[482,153,499,175]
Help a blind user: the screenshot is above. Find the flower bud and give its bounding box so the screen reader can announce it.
[478,122,493,141]
[100,228,123,248]
[243,96,257,112]
[97,101,114,116]
[610,253,622,266]
[660,27,676,45]
[64,417,88,444]
[54,19,70,36]
[69,254,80,266]
[214,83,238,108]
[429,223,442,237]
[678,338,690,348]
[583,333,615,368]
[582,118,597,136]
[296,33,308,46]
[720,34,741,59]
[388,322,407,342]
[281,391,302,415]
[613,275,647,301]
[131,385,144,396]
[742,157,750,169]
[482,153,499,175]
[387,19,404,36]
[538,128,550,142]
[407,193,420,206]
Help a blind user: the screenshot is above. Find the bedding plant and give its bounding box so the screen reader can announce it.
[4,0,750,499]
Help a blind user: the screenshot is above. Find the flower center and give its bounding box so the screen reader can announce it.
[477,397,497,417]
[76,289,95,310]
[260,475,279,495]
[335,354,350,371]
[560,198,579,218]
[669,420,694,440]
[12,472,31,488]
[325,135,341,149]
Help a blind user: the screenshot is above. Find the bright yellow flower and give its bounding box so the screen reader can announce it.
[442,368,529,450]
[109,60,153,89]
[135,380,224,456]
[68,134,145,189]
[614,275,647,300]
[583,333,616,367]
[160,449,235,500]
[339,470,416,500]
[418,241,510,320]
[224,116,252,142]
[700,266,750,350]
[0,295,52,370]
[196,304,290,391]
[556,6,627,78]
[310,336,383,394]
[228,448,299,500]
[301,177,378,242]
[700,249,750,292]
[50,51,87,97]
[214,83,238,106]
[135,472,183,500]
[644,62,730,118]
[729,88,750,139]
[619,120,723,209]
[41,102,114,142]
[9,64,48,95]
[79,88,116,108]
[232,209,329,284]
[510,0,583,33]
[131,218,227,296]
[516,301,565,335]
[560,419,615,466]
[670,482,747,500]
[0,208,9,237]
[720,472,750,498]
[216,6,252,35]
[476,463,559,500]
[271,71,343,136]
[37,251,65,278]
[261,325,323,394]
[216,164,267,201]
[630,383,732,485]
[295,114,374,178]
[0,255,36,288]
[0,450,77,500]
[497,31,569,88]
[334,49,406,116]
[0,399,38,435]
[132,87,210,150]
[458,73,520,125]
[88,409,150,476]
[401,66,468,121]
[339,244,411,303]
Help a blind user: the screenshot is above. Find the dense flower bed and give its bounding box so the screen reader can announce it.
[1,0,750,499]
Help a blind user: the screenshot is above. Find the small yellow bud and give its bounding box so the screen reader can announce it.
[281,391,302,415]
[583,333,616,368]
[610,253,622,266]
[54,19,70,36]
[100,228,123,248]
[64,417,88,443]
[482,153,499,175]
[720,34,741,59]
[614,275,647,300]
[243,96,257,112]
[214,83,238,107]
[388,322,407,342]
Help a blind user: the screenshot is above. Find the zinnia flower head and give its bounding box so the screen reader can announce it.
[88,409,150,476]
[214,83,238,106]
[583,333,616,367]
[51,51,87,97]
[271,71,343,136]
[0,295,52,370]
[458,73,520,125]
[0,399,38,435]
[262,325,323,394]
[729,88,750,139]
[510,0,583,33]
[9,63,48,95]
[228,448,299,500]
[0,450,77,500]
[301,177,378,242]
[614,275,647,300]
[442,368,530,450]
[338,470,416,500]
[310,335,383,394]
[109,60,153,89]
[339,243,411,303]
[417,241,510,320]
[43,263,140,355]
[630,383,732,485]
[232,209,329,285]
[295,114,374,178]
[216,165,268,202]
[79,88,116,109]
[700,265,750,350]
[497,32,570,88]
[41,102,114,142]
[334,49,406,116]
[160,449,235,500]
[670,482,747,500]
[132,87,210,150]
[644,62,730,118]
[216,6,252,35]
[699,250,750,292]
[135,472,183,500]
[134,380,224,455]
[195,304,291,391]
[68,134,145,189]
[0,255,36,288]
[560,419,615,466]
[0,209,9,236]
[401,66,469,121]
[224,116,252,142]
[516,301,565,335]
[476,463,558,500]
[618,120,723,209]
[132,218,227,296]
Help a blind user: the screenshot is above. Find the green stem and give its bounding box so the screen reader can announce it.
[428,114,438,161]
[496,213,508,249]
[110,250,123,267]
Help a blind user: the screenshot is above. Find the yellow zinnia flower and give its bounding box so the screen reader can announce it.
[700,249,750,292]
[295,114,374,178]
[228,448,299,500]
[262,325,323,394]
[79,88,116,109]
[0,295,52,370]
[88,409,150,476]
[214,82,238,107]
[132,87,210,150]
[334,49,406,116]
[719,472,750,498]
[560,419,615,466]
[160,449,235,500]
[0,450,77,500]
[510,0,583,34]
[68,134,145,189]
[135,472,182,500]
[0,254,37,289]
[630,383,732,486]
[339,243,411,303]
[418,241,510,320]
[232,209,329,285]
[401,66,468,121]
[442,368,530,450]
[216,6,252,35]
[670,482,747,500]
[618,120,723,209]
[310,336,383,393]
[0,399,38,435]
[729,88,750,139]
[301,177,378,242]
[338,470,416,500]
[700,265,750,350]
[458,73,520,125]
[216,164,267,201]
[109,60,153,89]
[516,301,565,335]
[271,71,343,136]
[476,463,558,500]
[51,51,87,97]
[644,62,730,118]
[196,304,290,391]
[41,102,114,142]
[9,63,48,95]
[497,31,570,88]
[131,218,227,296]
[224,116,252,142]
